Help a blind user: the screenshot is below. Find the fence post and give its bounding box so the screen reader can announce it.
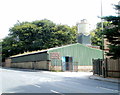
[92,59,95,75]
[105,58,108,77]
[100,59,103,75]
[98,59,100,76]
[102,59,106,78]
[118,58,120,77]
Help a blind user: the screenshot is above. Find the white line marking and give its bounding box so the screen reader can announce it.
[33,84,41,88]
[97,86,119,92]
[51,90,59,93]
[50,90,65,95]
[8,92,15,93]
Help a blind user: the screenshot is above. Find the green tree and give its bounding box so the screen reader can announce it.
[2,19,77,61]
[2,36,18,61]
[103,5,120,59]
[53,25,77,46]
[91,22,110,49]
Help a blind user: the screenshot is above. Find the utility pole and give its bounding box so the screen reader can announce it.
[101,0,106,78]
[101,0,104,59]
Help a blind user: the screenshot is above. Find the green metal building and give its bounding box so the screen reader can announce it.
[10,43,103,71]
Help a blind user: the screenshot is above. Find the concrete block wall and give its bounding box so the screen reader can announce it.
[34,61,48,70]
[49,65,92,72]
[50,66,62,71]
[11,62,33,69]
[5,58,11,67]
[11,61,49,70]
[78,66,92,72]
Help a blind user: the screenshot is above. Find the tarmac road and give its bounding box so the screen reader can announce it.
[1,68,119,94]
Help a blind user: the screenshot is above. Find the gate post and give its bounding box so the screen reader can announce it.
[92,59,95,75]
[102,59,106,78]
[105,58,108,77]
[98,59,100,76]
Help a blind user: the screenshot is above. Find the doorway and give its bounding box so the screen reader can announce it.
[62,56,73,71]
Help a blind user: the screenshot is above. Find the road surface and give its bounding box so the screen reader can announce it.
[1,68,119,94]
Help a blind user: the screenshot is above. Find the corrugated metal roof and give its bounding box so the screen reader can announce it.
[10,43,102,58]
[10,44,77,58]
[48,43,102,52]
[10,49,47,58]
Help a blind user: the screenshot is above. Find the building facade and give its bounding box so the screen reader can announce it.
[7,43,103,72]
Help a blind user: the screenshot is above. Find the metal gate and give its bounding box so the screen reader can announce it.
[93,59,107,78]
[93,59,103,76]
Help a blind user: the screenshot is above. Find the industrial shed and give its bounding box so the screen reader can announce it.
[9,43,103,71]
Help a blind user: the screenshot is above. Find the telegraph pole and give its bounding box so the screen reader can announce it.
[101,0,104,59]
[101,0,106,78]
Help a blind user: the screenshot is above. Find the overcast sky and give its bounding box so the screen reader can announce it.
[0,0,119,39]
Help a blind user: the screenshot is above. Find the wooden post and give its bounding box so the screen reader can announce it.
[98,59,100,76]
[118,58,120,77]
[92,59,94,75]
[102,59,106,78]
[105,58,108,77]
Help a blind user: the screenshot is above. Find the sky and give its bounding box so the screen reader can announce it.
[0,0,119,39]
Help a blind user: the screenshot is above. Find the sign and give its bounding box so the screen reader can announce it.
[50,52,60,59]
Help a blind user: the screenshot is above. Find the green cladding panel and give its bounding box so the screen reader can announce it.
[11,52,48,63]
[48,43,103,66]
[11,43,102,66]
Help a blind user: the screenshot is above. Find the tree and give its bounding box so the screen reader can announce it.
[53,25,77,46]
[91,22,111,49]
[103,4,120,59]
[2,19,77,61]
[2,36,18,61]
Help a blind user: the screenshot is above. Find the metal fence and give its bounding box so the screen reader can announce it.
[93,59,103,76]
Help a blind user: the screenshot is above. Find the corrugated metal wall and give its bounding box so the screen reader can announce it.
[48,43,103,66]
[11,52,48,63]
[10,43,102,68]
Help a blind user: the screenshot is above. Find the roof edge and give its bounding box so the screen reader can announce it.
[10,50,48,58]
